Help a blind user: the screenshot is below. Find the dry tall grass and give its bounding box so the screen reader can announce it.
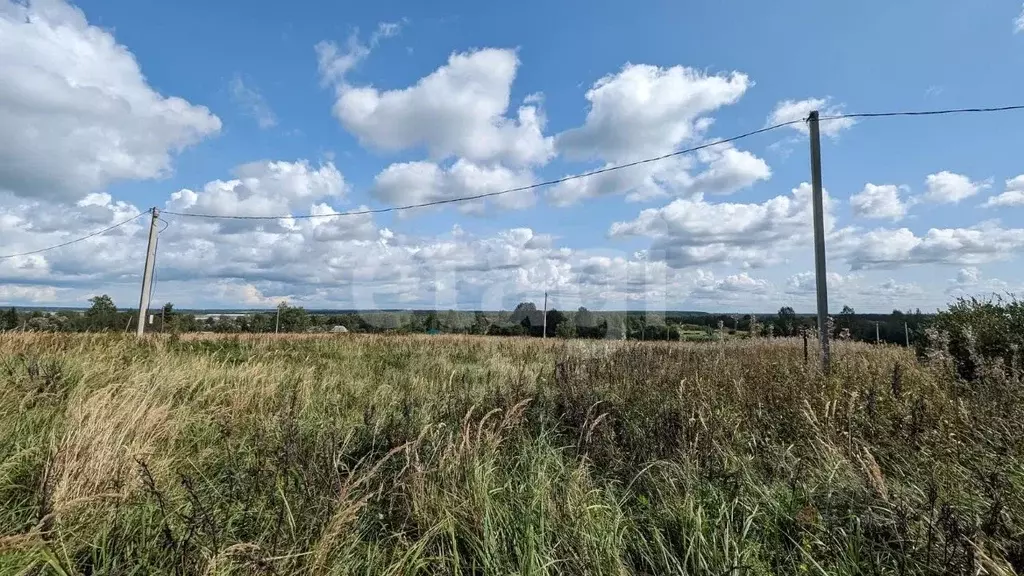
[1,333,1022,574]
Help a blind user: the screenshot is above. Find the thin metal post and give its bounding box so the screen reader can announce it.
[542,292,547,339]
[136,208,159,337]
[808,111,830,372]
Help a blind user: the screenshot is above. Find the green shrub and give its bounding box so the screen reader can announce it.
[926,295,1024,381]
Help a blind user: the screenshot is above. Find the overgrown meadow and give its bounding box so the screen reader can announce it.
[1,332,1022,575]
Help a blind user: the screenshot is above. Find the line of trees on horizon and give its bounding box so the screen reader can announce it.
[1,295,932,345]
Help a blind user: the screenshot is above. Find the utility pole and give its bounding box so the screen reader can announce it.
[542,292,548,339]
[275,303,281,334]
[136,208,159,337]
[808,111,831,372]
[875,321,880,343]
[905,322,910,348]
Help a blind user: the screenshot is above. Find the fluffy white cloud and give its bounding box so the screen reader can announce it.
[766,97,855,137]
[166,160,346,220]
[229,75,277,129]
[844,223,1024,269]
[0,0,221,201]
[982,174,1024,207]
[609,183,832,268]
[548,144,771,206]
[557,64,750,162]
[956,266,981,285]
[786,271,855,294]
[921,171,989,204]
[873,279,923,299]
[0,284,60,303]
[1015,5,1024,33]
[321,47,553,166]
[0,190,145,286]
[850,183,910,221]
[785,271,923,309]
[371,160,535,213]
[692,270,770,298]
[946,266,1013,296]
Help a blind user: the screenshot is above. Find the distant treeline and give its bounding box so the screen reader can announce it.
[1,296,932,345]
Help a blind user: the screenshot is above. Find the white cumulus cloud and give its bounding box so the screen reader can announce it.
[321,47,553,166]
[371,160,535,214]
[844,223,1024,269]
[0,0,221,202]
[982,174,1024,207]
[850,183,910,221]
[921,171,989,204]
[609,182,833,268]
[557,63,750,162]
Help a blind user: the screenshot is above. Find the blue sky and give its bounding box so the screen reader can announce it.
[2,0,1024,312]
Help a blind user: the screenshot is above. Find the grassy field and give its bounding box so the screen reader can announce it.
[1,333,1022,575]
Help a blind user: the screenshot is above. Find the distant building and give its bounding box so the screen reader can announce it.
[330,325,349,333]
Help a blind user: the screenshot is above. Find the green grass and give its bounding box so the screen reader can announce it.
[1,333,1022,575]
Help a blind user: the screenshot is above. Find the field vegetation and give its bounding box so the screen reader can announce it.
[1,298,1023,574]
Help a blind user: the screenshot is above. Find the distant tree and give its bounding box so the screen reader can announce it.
[839,304,856,332]
[424,312,440,332]
[162,302,174,317]
[545,309,567,337]
[277,303,311,332]
[576,307,595,328]
[510,302,538,326]
[2,307,18,331]
[556,316,576,338]
[85,295,118,331]
[606,317,626,340]
[575,307,605,338]
[776,306,797,336]
[472,312,491,335]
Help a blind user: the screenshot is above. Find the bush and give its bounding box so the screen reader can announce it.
[926,295,1024,381]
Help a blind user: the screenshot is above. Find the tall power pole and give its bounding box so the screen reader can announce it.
[808,111,831,372]
[542,292,548,339]
[136,208,160,337]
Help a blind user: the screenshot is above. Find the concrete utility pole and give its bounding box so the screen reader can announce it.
[542,292,548,339]
[875,321,880,343]
[136,208,159,337]
[275,304,281,334]
[808,111,831,372]
[905,322,910,347]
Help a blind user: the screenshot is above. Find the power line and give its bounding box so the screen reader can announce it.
[0,212,145,260]
[162,118,807,220]
[819,104,1024,121]
[161,103,1024,221]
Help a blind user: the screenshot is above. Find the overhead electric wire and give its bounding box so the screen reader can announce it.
[0,212,146,260]
[7,103,1024,240]
[161,118,808,220]
[160,103,1024,222]
[818,104,1024,121]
